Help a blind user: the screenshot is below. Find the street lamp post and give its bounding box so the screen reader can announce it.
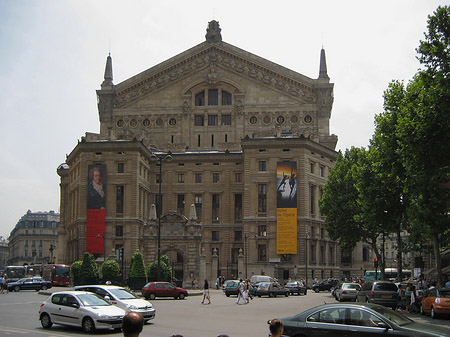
[150,150,172,282]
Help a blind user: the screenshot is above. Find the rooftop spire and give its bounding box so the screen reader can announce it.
[318,48,329,80]
[205,20,222,43]
[101,53,114,89]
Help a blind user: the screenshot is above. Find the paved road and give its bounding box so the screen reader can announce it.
[0,288,448,336]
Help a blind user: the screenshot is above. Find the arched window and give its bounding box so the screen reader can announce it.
[195,91,205,106]
[222,90,232,105]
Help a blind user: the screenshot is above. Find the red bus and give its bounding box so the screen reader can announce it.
[42,264,71,286]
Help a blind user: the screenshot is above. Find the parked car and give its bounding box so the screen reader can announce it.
[39,291,125,333]
[222,279,237,292]
[356,281,398,310]
[280,302,450,337]
[420,287,450,319]
[256,282,289,297]
[142,282,188,300]
[335,283,361,302]
[8,277,52,292]
[284,281,307,295]
[224,280,257,297]
[250,275,273,286]
[74,285,155,322]
[311,279,339,293]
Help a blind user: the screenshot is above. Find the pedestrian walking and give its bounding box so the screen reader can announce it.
[3,275,8,294]
[244,279,253,301]
[0,274,4,294]
[268,319,284,337]
[236,278,247,304]
[201,279,211,304]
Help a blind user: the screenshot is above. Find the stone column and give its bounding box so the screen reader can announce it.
[212,248,218,286]
[199,247,206,287]
[238,248,245,280]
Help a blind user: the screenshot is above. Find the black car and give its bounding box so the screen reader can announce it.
[285,281,307,295]
[281,302,450,337]
[311,279,339,293]
[8,277,52,292]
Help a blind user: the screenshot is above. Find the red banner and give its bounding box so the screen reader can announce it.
[86,164,106,254]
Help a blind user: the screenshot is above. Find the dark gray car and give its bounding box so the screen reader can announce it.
[356,281,398,309]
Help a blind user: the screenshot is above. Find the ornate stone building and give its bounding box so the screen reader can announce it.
[57,21,340,285]
[8,210,59,266]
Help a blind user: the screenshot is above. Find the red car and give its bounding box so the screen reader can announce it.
[142,282,188,300]
[420,287,450,319]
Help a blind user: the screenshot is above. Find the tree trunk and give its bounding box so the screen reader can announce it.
[432,233,442,287]
[396,226,403,281]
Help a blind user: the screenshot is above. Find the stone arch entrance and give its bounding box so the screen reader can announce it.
[162,246,185,287]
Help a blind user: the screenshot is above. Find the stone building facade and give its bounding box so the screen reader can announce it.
[57,21,341,285]
[8,210,59,266]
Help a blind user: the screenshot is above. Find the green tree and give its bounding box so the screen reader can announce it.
[364,80,409,280]
[397,6,450,286]
[80,252,99,278]
[129,251,147,278]
[147,255,172,282]
[101,260,120,280]
[70,260,82,278]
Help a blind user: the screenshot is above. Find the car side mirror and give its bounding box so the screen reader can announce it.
[104,295,112,303]
[71,303,80,308]
[377,322,389,330]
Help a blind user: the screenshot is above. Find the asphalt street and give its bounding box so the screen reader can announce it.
[0,287,448,337]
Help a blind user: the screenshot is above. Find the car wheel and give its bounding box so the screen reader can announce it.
[314,288,319,293]
[82,317,95,333]
[40,313,53,329]
[226,294,230,297]
[149,293,156,300]
[41,285,48,290]
[431,306,438,319]
[179,293,185,300]
[285,292,289,297]
[14,286,20,292]
[269,292,274,298]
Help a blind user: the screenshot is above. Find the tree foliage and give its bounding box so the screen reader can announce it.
[101,260,120,280]
[70,260,83,278]
[129,251,147,278]
[80,252,99,278]
[147,255,172,282]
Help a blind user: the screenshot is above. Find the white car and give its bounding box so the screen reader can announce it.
[74,285,155,321]
[39,291,125,333]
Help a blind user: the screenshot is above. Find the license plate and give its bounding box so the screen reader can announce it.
[112,324,122,329]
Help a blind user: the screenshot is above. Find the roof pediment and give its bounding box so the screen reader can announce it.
[113,41,317,108]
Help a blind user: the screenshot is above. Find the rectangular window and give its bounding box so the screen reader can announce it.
[320,166,324,177]
[258,225,267,237]
[258,244,267,262]
[320,246,325,264]
[310,185,315,215]
[177,194,185,215]
[310,162,315,173]
[116,186,124,214]
[221,114,232,125]
[195,194,202,220]
[208,115,218,126]
[213,173,219,183]
[258,184,267,214]
[195,91,205,106]
[156,174,161,184]
[310,244,316,263]
[330,246,335,264]
[208,89,218,105]
[212,194,220,221]
[195,173,202,183]
[197,134,201,147]
[212,230,219,241]
[118,163,124,173]
[115,225,123,237]
[235,172,242,182]
[258,161,266,171]
[235,194,242,221]
[222,91,232,105]
[211,134,214,147]
[178,174,184,183]
[194,115,204,126]
[234,230,242,242]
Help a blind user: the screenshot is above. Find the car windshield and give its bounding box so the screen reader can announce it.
[372,305,413,326]
[109,288,137,300]
[286,283,297,286]
[438,290,450,298]
[344,284,360,289]
[77,293,111,306]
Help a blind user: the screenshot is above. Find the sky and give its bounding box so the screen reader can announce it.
[0,0,446,239]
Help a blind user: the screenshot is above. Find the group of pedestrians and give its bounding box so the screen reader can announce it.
[0,274,8,294]
[236,278,252,304]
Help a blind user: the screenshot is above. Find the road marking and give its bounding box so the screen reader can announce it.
[0,325,71,336]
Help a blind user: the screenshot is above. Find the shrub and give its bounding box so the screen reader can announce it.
[147,254,172,282]
[80,252,99,278]
[101,260,120,280]
[70,260,82,278]
[129,251,146,278]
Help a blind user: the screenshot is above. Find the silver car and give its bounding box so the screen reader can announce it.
[74,285,155,321]
[39,291,125,333]
[335,283,361,302]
